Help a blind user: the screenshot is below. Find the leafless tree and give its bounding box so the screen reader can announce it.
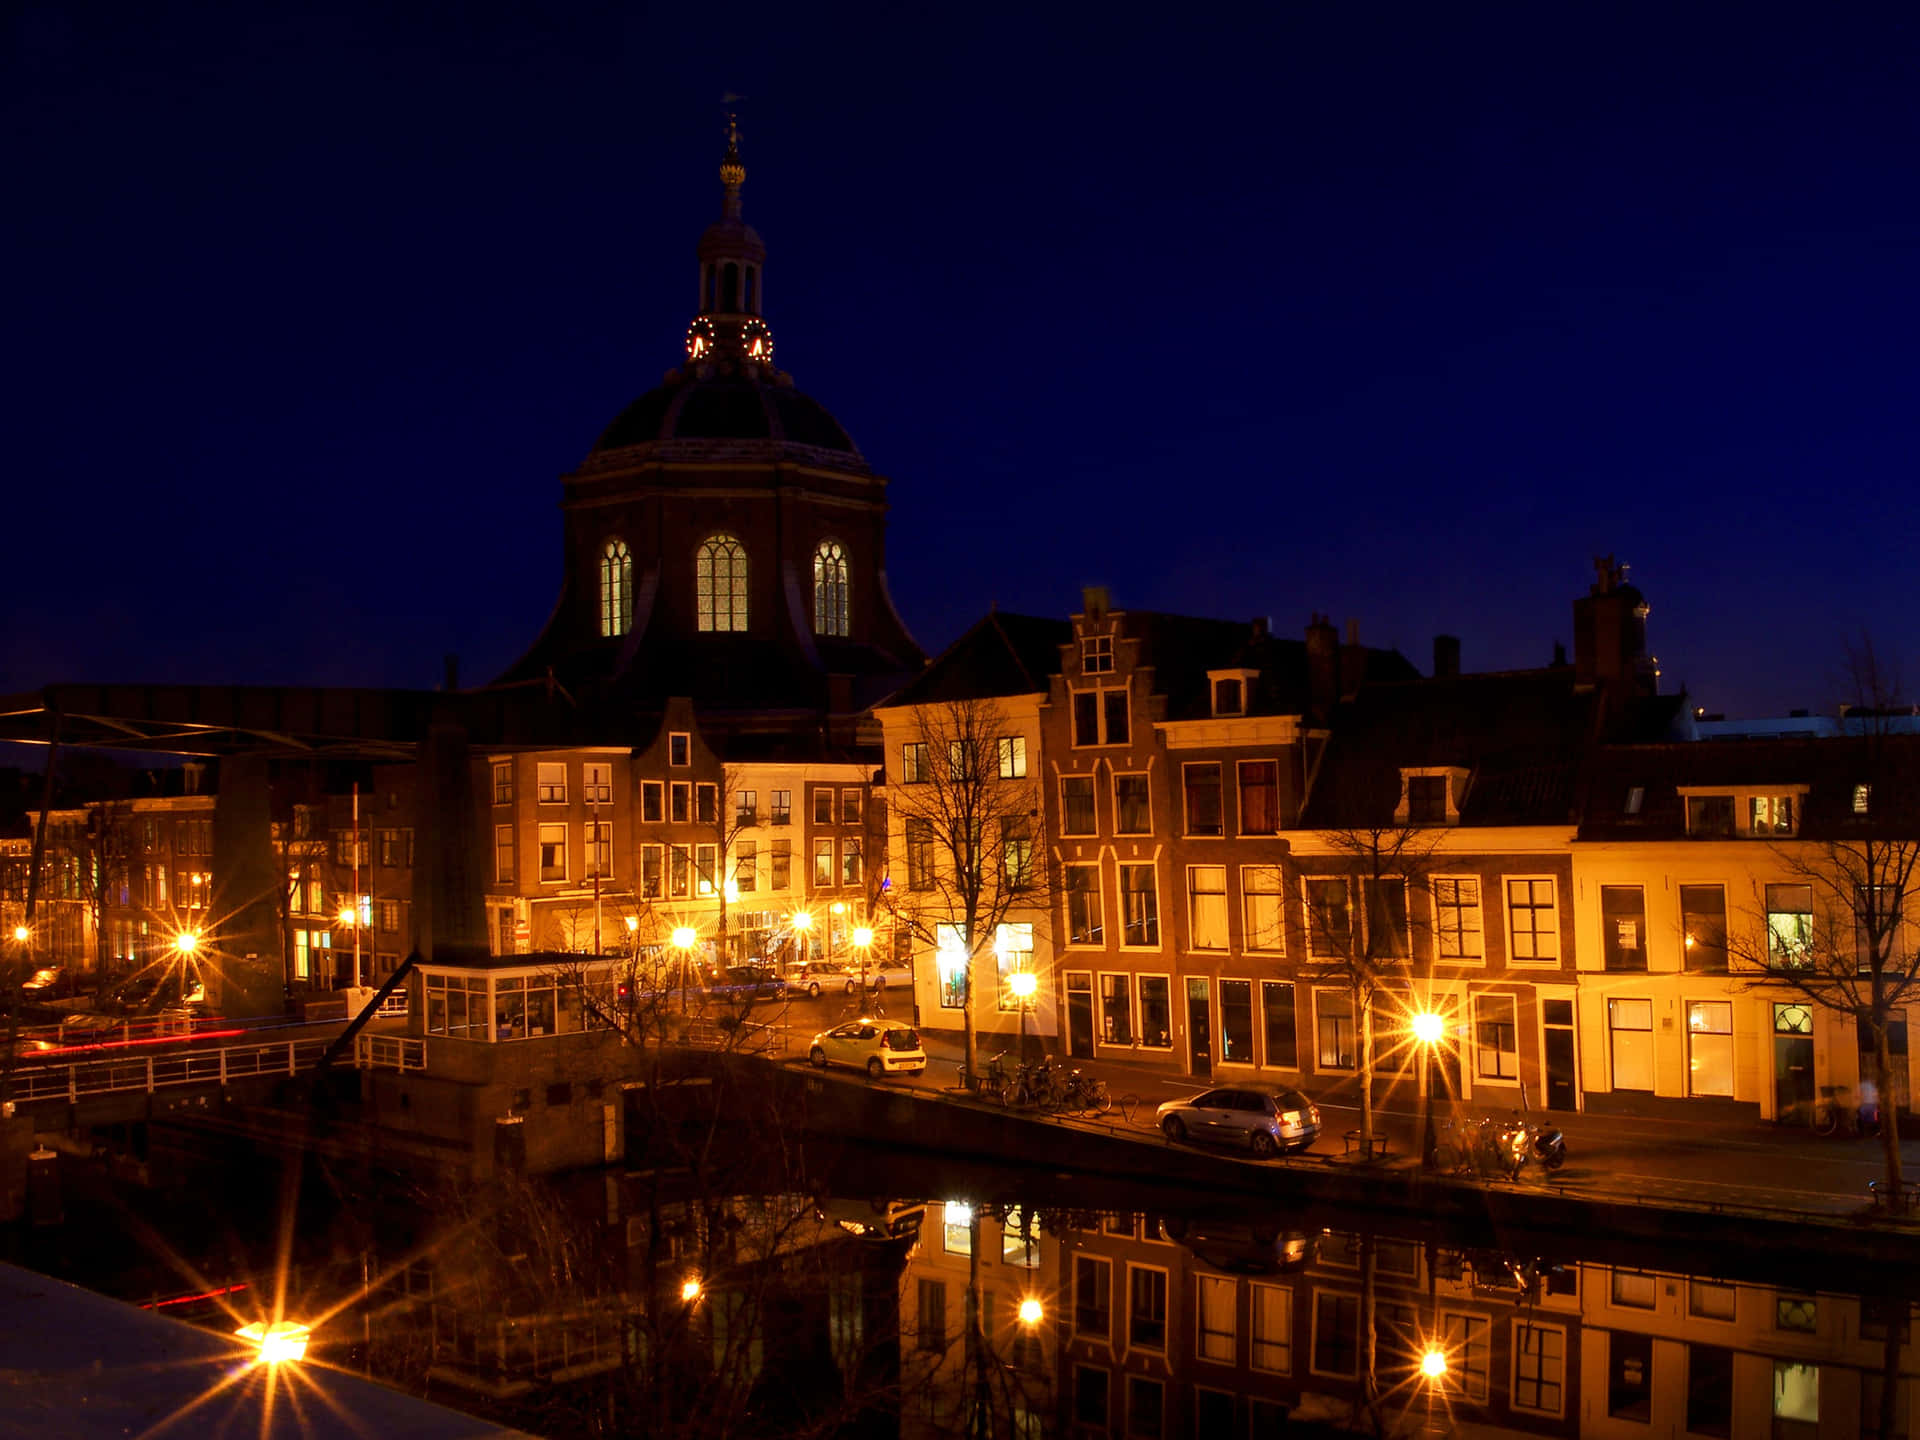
[1728,640,1919,1209]
[887,698,1051,1083]
[79,798,134,979]
[1296,824,1449,1154]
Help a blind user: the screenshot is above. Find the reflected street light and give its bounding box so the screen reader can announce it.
[236,1320,311,1365]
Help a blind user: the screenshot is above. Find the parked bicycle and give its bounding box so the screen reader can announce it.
[957,1050,1013,1104]
[1813,1084,1881,1137]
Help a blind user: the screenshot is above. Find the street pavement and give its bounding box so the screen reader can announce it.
[775,993,1920,1224]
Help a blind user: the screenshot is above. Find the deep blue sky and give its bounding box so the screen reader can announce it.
[6,3,1918,718]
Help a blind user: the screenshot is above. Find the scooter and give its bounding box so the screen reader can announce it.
[1530,1122,1567,1171]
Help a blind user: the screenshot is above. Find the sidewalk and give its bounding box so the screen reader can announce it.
[902,1032,1920,1224]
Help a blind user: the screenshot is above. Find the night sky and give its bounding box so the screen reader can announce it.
[7,3,1919,720]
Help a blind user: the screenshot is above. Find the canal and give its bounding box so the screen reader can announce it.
[8,1106,1910,1440]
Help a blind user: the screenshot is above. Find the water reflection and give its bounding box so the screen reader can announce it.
[23,1141,1918,1438]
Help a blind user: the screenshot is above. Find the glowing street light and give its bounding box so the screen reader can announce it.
[11,924,28,945]
[1017,1297,1044,1326]
[1412,1009,1445,1170]
[1009,968,1039,1062]
[1421,1347,1448,1379]
[236,1320,311,1365]
[680,1276,703,1303]
[174,931,200,956]
[670,925,698,952]
[851,926,874,949]
[789,909,813,932]
[625,916,640,933]
[337,906,357,927]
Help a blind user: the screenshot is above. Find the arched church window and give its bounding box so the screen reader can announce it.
[813,540,849,637]
[600,538,633,638]
[697,534,748,633]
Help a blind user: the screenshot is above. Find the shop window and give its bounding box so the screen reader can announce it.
[1220,980,1254,1064]
[1262,981,1297,1068]
[1688,1001,1734,1096]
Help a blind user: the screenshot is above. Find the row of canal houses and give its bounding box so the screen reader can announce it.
[877,561,1919,1126]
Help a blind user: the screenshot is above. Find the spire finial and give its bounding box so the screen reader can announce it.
[719,102,746,220]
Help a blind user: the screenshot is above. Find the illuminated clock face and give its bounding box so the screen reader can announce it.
[685,317,716,360]
[741,319,774,364]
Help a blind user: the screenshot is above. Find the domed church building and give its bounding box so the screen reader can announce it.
[496,118,925,738]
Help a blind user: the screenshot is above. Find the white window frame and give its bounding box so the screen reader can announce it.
[1081,634,1114,674]
[1111,771,1153,835]
[1510,1319,1568,1418]
[1125,1262,1170,1354]
[1472,992,1520,1082]
[1240,864,1285,954]
[582,761,612,805]
[1181,761,1224,838]
[1432,874,1485,963]
[1065,862,1105,949]
[997,735,1027,779]
[1249,1282,1292,1374]
[1185,864,1229,951]
[1117,862,1161,950]
[1303,875,1353,958]
[1504,875,1561,966]
[1059,774,1098,836]
[1441,1310,1491,1402]
[1195,1273,1237,1364]
[1307,1287,1361,1380]
[1217,975,1258,1068]
[536,762,568,805]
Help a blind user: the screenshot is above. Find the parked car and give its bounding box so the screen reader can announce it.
[713,965,786,1001]
[1155,1085,1321,1158]
[784,960,857,998]
[1161,1217,1318,1274]
[20,966,63,994]
[847,957,915,993]
[808,1019,927,1079]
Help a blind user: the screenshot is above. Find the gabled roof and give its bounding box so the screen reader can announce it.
[1301,668,1600,829]
[1120,611,1417,721]
[1578,734,1920,842]
[877,613,1073,708]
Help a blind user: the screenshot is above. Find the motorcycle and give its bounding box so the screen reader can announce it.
[1529,1121,1567,1171]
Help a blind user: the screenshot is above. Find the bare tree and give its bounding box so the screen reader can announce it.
[79,798,134,979]
[1728,641,1919,1209]
[887,698,1049,1083]
[1296,824,1449,1155]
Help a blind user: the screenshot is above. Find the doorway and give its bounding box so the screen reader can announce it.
[1773,1003,1815,1122]
[1186,977,1213,1078]
[1542,997,1578,1111]
[1065,972,1094,1059]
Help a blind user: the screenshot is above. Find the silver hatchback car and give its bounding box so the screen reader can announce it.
[1156,1085,1321,1159]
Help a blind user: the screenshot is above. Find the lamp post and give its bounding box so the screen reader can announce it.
[1412,1009,1444,1170]
[1009,969,1038,1063]
[851,924,875,995]
[790,908,812,972]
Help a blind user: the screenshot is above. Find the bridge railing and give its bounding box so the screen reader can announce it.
[679,1018,789,1057]
[355,1034,426,1072]
[9,1038,333,1104]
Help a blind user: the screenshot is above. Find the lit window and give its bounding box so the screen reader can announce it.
[600,538,633,637]
[1854,783,1872,815]
[997,736,1027,778]
[536,763,567,805]
[1750,794,1796,835]
[1186,866,1227,949]
[812,540,849,637]
[696,534,748,633]
[1766,884,1814,967]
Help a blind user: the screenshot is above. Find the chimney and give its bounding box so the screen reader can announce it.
[1433,634,1461,679]
[1571,555,1655,697]
[1552,641,1568,668]
[1081,586,1110,621]
[1305,613,1339,720]
[1339,617,1367,699]
[1251,616,1270,641]
[443,653,460,692]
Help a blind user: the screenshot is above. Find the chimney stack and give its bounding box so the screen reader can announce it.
[1305,613,1339,720]
[1339,617,1367,699]
[1081,586,1110,621]
[443,653,461,692]
[1433,634,1461,679]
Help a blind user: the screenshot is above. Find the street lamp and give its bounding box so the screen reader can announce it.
[10,925,27,945]
[790,909,813,972]
[1412,1009,1444,1171]
[1017,1296,1044,1326]
[1421,1346,1448,1379]
[1009,969,1038,1062]
[851,924,874,993]
[680,1275,703,1303]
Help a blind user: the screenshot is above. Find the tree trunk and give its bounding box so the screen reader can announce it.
[1878,1324,1901,1440]
[963,954,978,1085]
[1355,978,1375,1150]
[1874,1022,1906,1207]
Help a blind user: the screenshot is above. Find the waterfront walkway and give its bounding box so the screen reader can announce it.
[885,1032,1920,1226]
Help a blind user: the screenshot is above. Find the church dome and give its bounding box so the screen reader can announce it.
[591,371,860,459]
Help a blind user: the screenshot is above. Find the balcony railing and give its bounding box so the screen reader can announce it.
[356,1034,427,1072]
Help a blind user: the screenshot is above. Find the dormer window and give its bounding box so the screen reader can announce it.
[1082,635,1114,674]
[1206,668,1257,718]
[1749,794,1795,835]
[1854,784,1872,815]
[1406,776,1447,824]
[1625,787,1644,815]
[1395,767,1469,826]
[1680,787,1804,838]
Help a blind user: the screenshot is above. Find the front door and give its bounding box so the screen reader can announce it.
[1065,973,1095,1059]
[1773,1002,1815,1122]
[1187,977,1213,1078]
[1542,998,1578,1111]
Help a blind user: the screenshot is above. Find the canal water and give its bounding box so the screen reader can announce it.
[10,1129,1912,1439]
